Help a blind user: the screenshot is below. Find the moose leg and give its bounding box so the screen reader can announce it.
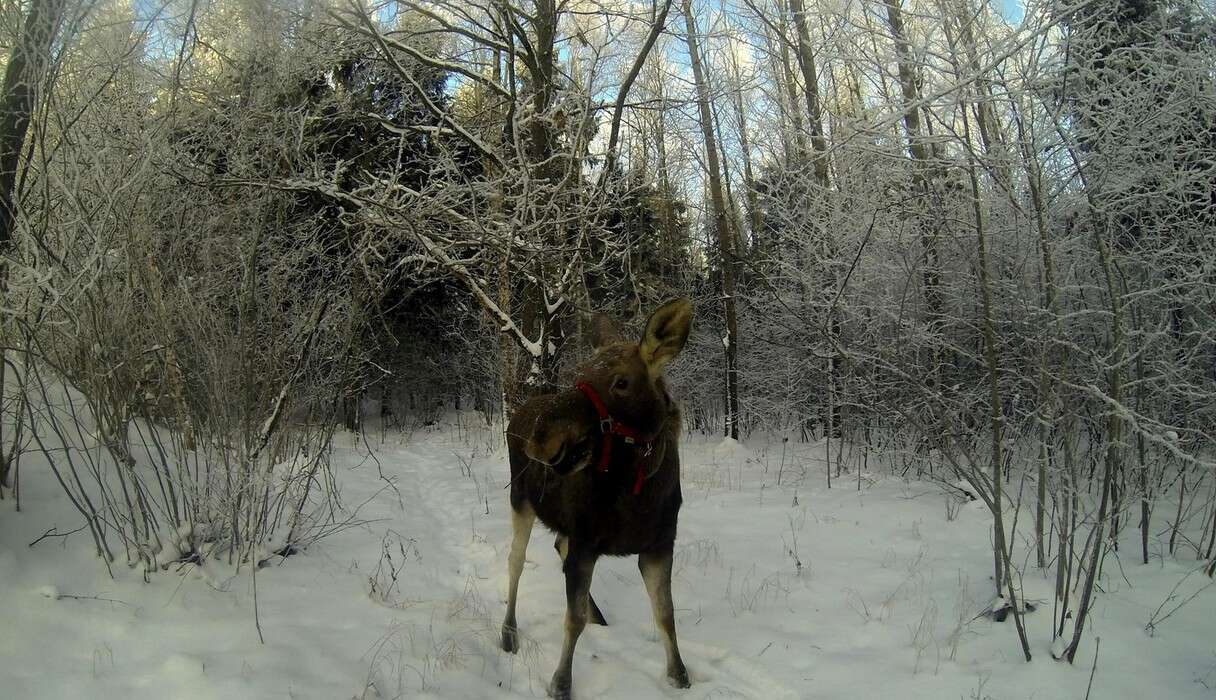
[501,502,535,653]
[549,546,597,700]
[640,549,690,688]
[555,534,607,625]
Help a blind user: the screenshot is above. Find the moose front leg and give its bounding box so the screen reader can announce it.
[549,546,598,700]
[555,534,608,626]
[501,502,535,653]
[640,549,690,688]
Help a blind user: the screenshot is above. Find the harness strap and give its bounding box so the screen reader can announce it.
[574,381,656,495]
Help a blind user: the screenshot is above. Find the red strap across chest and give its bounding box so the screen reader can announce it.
[574,382,654,495]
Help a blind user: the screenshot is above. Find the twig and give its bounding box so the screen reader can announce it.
[253,564,265,644]
[28,524,86,547]
[1084,637,1100,700]
[250,298,331,463]
[56,593,131,607]
[1146,564,1216,636]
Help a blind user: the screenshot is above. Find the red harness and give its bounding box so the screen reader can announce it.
[575,381,656,495]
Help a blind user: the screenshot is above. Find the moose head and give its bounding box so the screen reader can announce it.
[524,298,693,473]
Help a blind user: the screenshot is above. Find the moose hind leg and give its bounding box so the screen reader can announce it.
[640,549,690,688]
[555,534,607,626]
[549,546,597,700]
[501,502,535,653]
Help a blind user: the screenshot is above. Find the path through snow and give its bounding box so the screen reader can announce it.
[2,417,1214,699]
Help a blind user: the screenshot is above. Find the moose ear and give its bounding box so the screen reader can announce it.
[639,298,692,372]
[524,392,592,470]
[587,312,623,351]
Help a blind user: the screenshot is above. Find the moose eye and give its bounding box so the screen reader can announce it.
[612,376,630,392]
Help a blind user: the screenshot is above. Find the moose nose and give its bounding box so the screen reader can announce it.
[526,426,563,466]
[555,439,592,474]
[544,442,568,469]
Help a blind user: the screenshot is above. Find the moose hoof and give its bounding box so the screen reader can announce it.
[547,676,572,700]
[501,624,520,654]
[666,665,691,689]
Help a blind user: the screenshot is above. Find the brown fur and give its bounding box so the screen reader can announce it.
[500,299,693,699]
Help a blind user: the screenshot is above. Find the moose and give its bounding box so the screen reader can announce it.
[500,298,694,699]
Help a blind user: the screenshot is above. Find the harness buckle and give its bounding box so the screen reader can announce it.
[643,442,654,457]
[599,417,613,434]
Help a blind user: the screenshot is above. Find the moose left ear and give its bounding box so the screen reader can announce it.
[525,393,592,468]
[639,298,693,372]
[587,312,623,352]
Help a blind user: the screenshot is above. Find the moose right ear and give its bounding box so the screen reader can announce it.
[639,298,693,372]
[587,312,623,352]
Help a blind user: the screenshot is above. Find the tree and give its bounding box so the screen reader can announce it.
[0,0,64,252]
[683,0,741,439]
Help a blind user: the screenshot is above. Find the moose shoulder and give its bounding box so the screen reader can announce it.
[501,298,694,700]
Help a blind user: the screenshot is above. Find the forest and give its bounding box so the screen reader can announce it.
[0,0,1213,697]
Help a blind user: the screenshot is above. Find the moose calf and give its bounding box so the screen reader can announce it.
[501,298,693,700]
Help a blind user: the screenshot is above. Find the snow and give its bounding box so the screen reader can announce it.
[2,420,1214,699]
[1050,636,1069,661]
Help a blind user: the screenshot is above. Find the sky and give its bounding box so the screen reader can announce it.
[998,0,1026,22]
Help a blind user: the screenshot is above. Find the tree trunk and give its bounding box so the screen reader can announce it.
[948,0,1012,197]
[883,0,944,339]
[725,31,762,247]
[511,0,568,395]
[773,0,807,163]
[683,0,740,440]
[963,101,1031,661]
[1021,111,1058,571]
[787,0,830,189]
[1063,156,1127,664]
[0,0,64,250]
[602,0,673,179]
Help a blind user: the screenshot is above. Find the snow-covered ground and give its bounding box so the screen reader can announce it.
[2,415,1213,699]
